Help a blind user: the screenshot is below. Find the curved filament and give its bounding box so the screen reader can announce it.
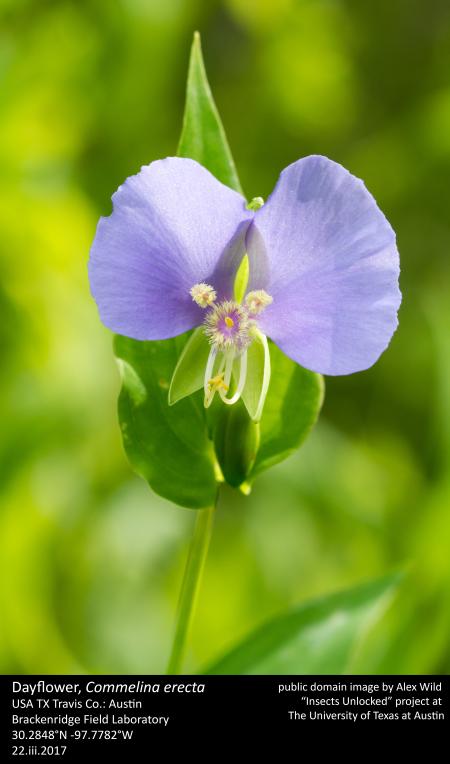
[254,332,271,421]
[220,350,248,406]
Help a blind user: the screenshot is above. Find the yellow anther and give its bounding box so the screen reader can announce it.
[208,373,229,393]
[224,316,234,328]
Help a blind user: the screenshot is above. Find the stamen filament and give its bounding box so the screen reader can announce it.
[254,332,271,422]
[204,351,229,408]
[220,350,248,406]
[223,351,234,390]
[204,346,217,407]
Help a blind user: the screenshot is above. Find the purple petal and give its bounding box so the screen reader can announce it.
[89,157,251,340]
[247,155,401,375]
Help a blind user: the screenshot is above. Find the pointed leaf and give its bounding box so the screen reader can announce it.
[205,573,401,674]
[178,32,243,194]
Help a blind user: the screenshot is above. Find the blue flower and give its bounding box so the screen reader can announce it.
[89,155,401,417]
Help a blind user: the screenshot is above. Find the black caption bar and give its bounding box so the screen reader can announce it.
[1,675,448,758]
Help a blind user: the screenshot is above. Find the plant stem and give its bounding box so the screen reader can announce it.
[166,501,216,674]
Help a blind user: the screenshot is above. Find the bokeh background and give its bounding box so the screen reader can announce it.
[1,0,449,674]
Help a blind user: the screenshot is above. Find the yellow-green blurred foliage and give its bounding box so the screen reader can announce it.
[1,0,449,673]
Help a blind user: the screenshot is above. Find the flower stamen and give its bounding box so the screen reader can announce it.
[209,374,228,392]
[203,345,218,405]
[245,289,273,315]
[220,350,248,406]
[192,283,273,414]
[190,282,217,308]
[254,331,271,421]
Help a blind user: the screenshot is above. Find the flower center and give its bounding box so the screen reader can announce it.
[190,282,273,412]
[203,300,251,351]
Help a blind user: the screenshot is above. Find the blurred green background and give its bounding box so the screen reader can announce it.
[1,0,449,674]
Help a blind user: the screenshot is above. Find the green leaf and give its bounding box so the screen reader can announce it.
[114,334,217,509]
[250,343,325,478]
[178,32,243,194]
[204,573,401,674]
[168,327,210,405]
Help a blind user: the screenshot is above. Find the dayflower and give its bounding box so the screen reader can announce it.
[89,155,401,420]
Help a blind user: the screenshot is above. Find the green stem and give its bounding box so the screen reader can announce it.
[166,502,216,674]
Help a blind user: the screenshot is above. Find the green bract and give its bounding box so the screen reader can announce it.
[114,33,324,508]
